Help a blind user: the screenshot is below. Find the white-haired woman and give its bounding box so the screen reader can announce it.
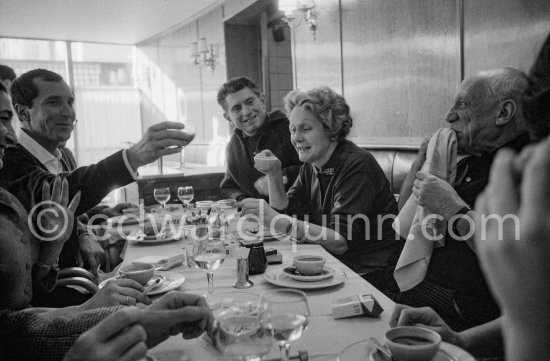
[241,86,403,291]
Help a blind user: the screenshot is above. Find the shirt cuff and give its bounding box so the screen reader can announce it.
[122,149,139,180]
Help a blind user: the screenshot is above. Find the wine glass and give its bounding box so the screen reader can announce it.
[153,187,171,213]
[180,120,197,168]
[191,226,225,298]
[262,289,310,361]
[177,186,194,210]
[213,292,272,361]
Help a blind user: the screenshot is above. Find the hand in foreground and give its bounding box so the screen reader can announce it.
[475,139,550,327]
[390,304,461,346]
[81,279,151,310]
[77,233,105,279]
[126,121,194,169]
[254,149,282,175]
[412,171,465,219]
[239,198,280,227]
[36,177,81,243]
[140,292,213,347]
[63,307,147,361]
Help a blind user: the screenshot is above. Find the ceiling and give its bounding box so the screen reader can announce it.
[0,0,222,45]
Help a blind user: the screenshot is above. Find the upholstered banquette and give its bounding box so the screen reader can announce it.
[138,146,419,206]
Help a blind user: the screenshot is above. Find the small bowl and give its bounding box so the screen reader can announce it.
[119,263,155,285]
[293,255,325,275]
[254,154,279,169]
[385,326,441,361]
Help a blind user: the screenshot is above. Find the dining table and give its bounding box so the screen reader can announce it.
[112,216,397,361]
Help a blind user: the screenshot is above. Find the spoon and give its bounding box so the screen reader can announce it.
[368,337,393,360]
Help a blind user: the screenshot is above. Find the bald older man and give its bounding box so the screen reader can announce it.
[394,68,530,332]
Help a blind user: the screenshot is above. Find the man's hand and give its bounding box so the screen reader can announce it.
[37,177,81,243]
[78,234,105,278]
[81,279,151,310]
[126,121,194,170]
[141,292,213,347]
[412,171,465,219]
[390,304,462,347]
[253,176,269,197]
[63,307,148,361]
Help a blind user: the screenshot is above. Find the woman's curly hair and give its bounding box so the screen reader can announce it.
[283,86,352,141]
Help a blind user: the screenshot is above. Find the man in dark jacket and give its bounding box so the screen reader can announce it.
[217,77,301,201]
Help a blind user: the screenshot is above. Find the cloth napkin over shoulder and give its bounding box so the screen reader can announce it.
[393,128,458,292]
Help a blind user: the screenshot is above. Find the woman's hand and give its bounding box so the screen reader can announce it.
[140,292,213,347]
[63,307,148,361]
[254,149,282,176]
[35,176,81,243]
[81,279,151,310]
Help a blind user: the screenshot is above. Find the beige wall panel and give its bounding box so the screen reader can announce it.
[341,0,459,146]
[464,0,550,75]
[293,0,343,93]
[198,7,230,165]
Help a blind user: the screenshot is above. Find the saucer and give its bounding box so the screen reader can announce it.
[338,339,474,361]
[264,265,346,290]
[283,266,334,282]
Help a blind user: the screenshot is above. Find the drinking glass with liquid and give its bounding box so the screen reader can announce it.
[153,187,171,213]
[191,227,225,298]
[262,289,310,361]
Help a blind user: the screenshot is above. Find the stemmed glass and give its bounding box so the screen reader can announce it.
[262,289,310,361]
[177,186,194,211]
[191,226,225,298]
[153,187,171,213]
[180,120,197,169]
[212,292,272,360]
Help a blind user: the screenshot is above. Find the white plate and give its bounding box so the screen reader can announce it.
[126,234,180,244]
[99,274,186,296]
[283,266,335,282]
[338,339,474,361]
[264,265,346,290]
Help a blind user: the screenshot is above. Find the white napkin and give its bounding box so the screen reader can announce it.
[393,128,458,292]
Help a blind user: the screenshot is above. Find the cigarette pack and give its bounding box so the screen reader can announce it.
[331,294,383,319]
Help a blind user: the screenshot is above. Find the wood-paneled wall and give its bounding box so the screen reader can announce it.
[291,0,550,147]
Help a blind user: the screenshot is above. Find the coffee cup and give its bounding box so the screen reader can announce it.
[384,326,441,361]
[119,263,155,285]
[293,255,325,275]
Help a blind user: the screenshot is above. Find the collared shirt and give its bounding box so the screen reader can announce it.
[18,129,63,174]
[18,129,138,179]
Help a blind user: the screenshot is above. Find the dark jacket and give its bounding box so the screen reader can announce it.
[220,110,301,200]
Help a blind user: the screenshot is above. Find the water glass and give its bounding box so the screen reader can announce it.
[177,186,194,210]
[212,292,272,360]
[153,187,171,213]
[191,226,225,297]
[262,289,310,361]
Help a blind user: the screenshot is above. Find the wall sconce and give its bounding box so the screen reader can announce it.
[279,0,317,39]
[191,38,215,72]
